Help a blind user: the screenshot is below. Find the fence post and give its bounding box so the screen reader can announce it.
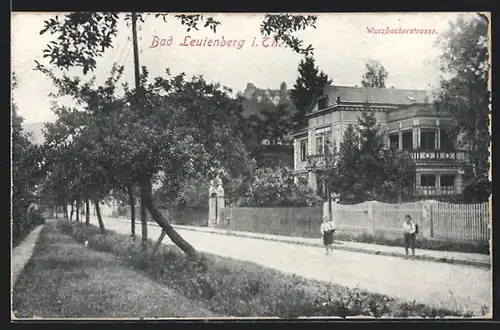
[422,200,433,238]
[307,211,311,237]
[367,202,375,235]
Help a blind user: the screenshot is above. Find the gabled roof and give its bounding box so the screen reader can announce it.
[308,85,436,116]
[324,85,434,105]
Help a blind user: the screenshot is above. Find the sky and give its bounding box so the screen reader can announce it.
[11,12,466,124]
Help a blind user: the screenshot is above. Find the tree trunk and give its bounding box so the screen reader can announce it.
[76,203,80,222]
[69,202,74,221]
[93,199,106,233]
[127,184,136,242]
[140,180,198,258]
[85,199,90,225]
[140,196,148,252]
[327,175,332,222]
[63,203,69,220]
[398,176,403,203]
[152,230,166,255]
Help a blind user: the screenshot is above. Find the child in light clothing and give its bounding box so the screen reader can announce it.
[402,214,417,259]
[320,216,336,255]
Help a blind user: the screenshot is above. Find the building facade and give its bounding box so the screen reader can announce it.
[292,85,471,198]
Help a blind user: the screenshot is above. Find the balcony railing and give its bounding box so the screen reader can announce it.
[305,154,331,169]
[410,150,470,162]
[416,186,460,196]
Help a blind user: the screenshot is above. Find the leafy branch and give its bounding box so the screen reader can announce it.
[260,14,317,56]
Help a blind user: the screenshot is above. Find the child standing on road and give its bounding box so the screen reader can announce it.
[320,216,336,255]
[402,214,417,259]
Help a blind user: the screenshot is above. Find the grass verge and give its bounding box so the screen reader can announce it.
[12,222,215,318]
[57,220,485,318]
[332,231,490,255]
[234,226,489,255]
[172,219,488,255]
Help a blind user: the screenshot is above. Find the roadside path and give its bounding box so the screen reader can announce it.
[101,217,492,315]
[11,224,45,289]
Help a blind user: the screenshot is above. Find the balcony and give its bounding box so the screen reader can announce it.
[415,186,460,196]
[305,154,327,169]
[410,150,470,162]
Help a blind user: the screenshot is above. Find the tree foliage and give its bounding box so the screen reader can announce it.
[361,60,388,88]
[40,13,318,75]
[35,11,320,257]
[290,57,332,127]
[240,166,323,207]
[12,73,45,242]
[329,117,415,203]
[437,13,490,193]
[36,61,254,256]
[260,14,317,56]
[334,124,362,200]
[356,110,385,197]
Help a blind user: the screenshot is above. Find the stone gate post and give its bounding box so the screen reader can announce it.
[216,182,225,226]
[208,179,217,227]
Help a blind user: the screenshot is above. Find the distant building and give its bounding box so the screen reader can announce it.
[240,82,297,168]
[293,85,471,198]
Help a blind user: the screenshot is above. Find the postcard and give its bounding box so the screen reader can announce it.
[11,11,492,320]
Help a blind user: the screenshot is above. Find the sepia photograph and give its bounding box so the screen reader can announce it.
[11,11,492,319]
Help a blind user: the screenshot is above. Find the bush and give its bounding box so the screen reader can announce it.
[56,220,480,317]
[333,231,490,255]
[240,166,324,207]
[13,207,46,247]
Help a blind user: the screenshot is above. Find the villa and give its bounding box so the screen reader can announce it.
[292,85,471,198]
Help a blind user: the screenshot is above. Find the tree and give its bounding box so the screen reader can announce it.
[310,140,339,220]
[379,148,415,202]
[241,166,322,207]
[40,13,318,74]
[37,64,127,234]
[336,124,363,201]
[290,57,332,127]
[437,13,490,199]
[36,12,320,258]
[12,73,45,241]
[361,60,388,88]
[279,82,288,101]
[356,109,385,198]
[260,102,295,146]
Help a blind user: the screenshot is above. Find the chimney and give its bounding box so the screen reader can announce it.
[336,97,340,103]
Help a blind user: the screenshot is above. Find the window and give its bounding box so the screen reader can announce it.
[421,175,436,187]
[420,131,436,150]
[402,131,413,150]
[316,126,331,135]
[316,135,331,155]
[317,177,326,198]
[389,134,399,150]
[300,139,308,161]
[315,127,331,155]
[316,136,323,154]
[318,97,327,110]
[441,175,455,187]
[440,130,455,151]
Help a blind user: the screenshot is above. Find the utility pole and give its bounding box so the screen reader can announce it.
[131,12,149,252]
[327,175,333,221]
[131,12,142,106]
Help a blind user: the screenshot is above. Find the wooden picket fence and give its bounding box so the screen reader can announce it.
[218,206,323,238]
[431,201,490,241]
[217,200,490,242]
